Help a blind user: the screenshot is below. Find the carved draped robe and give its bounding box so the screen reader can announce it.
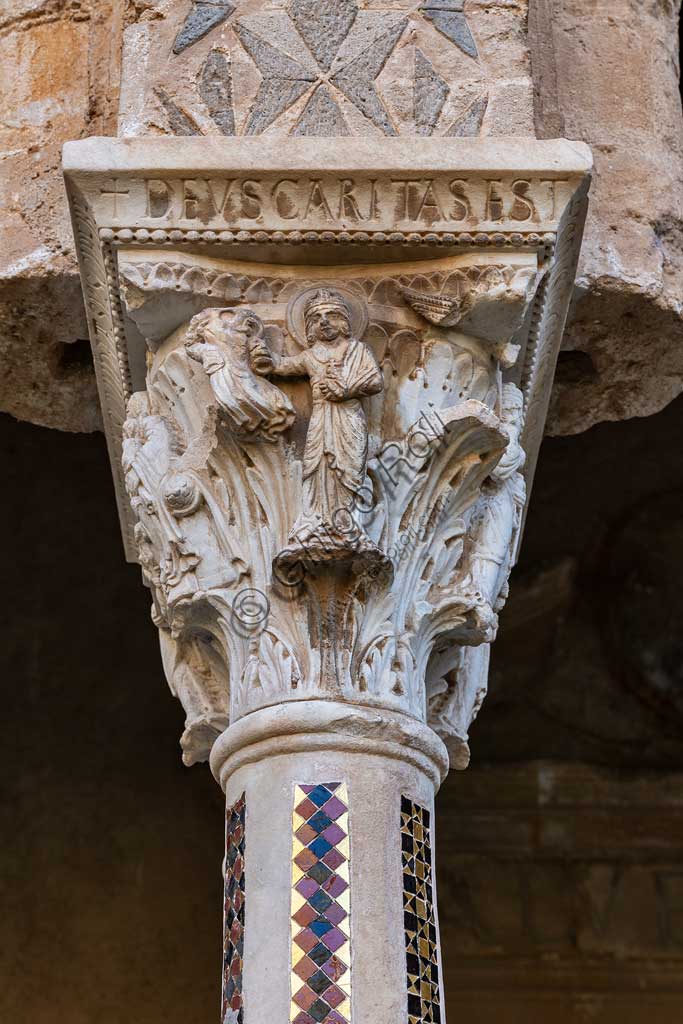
[273,338,382,524]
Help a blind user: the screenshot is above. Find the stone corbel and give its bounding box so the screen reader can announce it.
[64,137,590,1024]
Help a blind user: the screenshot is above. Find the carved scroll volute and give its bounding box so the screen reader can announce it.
[120,259,533,766]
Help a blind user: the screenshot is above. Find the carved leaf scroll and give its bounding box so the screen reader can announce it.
[119,257,536,766]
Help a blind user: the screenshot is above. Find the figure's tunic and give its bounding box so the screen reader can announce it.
[273,339,382,521]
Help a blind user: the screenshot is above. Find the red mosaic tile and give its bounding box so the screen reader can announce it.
[293,956,318,982]
[295,848,319,871]
[293,985,317,1011]
[295,798,318,819]
[293,903,318,928]
[294,928,319,953]
[296,822,318,845]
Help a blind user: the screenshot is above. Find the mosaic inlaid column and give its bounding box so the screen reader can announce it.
[211,702,448,1024]
[64,135,591,1021]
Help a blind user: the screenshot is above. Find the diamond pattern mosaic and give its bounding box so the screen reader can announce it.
[401,797,441,1024]
[291,783,351,1024]
[222,793,246,1024]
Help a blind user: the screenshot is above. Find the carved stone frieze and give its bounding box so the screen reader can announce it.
[64,137,591,768]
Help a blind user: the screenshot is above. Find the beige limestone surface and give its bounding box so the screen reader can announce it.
[2,0,682,438]
[531,0,683,434]
[0,0,125,432]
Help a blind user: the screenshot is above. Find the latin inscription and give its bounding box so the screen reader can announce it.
[96,175,570,229]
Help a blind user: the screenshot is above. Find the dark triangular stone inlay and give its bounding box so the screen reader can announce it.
[290,0,358,72]
[420,2,478,59]
[447,93,488,137]
[199,49,235,135]
[155,87,202,135]
[173,0,235,55]
[294,86,350,136]
[331,19,408,135]
[234,24,317,135]
[414,48,449,136]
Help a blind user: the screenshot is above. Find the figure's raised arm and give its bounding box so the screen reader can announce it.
[185,341,206,363]
[266,349,310,379]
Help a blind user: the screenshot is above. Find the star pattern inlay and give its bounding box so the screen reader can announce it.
[233,2,409,135]
[166,0,485,137]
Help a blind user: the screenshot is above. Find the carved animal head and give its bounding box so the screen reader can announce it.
[184,307,265,349]
[228,308,265,341]
[163,472,203,518]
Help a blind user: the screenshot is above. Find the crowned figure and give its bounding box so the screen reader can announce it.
[255,287,386,574]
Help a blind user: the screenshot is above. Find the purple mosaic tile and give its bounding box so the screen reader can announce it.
[322,796,346,820]
[325,903,347,926]
[321,928,345,953]
[296,877,320,899]
[322,823,346,846]
[323,875,348,899]
[291,783,350,1024]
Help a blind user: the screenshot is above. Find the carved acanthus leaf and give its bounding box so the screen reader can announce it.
[118,256,537,761]
[64,137,591,769]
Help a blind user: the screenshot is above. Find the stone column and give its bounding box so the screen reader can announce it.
[213,703,447,1024]
[64,136,590,1022]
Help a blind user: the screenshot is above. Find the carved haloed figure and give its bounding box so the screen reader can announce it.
[185,307,295,442]
[255,288,384,570]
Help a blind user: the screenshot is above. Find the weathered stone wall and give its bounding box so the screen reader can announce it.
[440,762,683,1024]
[1,0,682,437]
[0,0,125,431]
[531,0,683,435]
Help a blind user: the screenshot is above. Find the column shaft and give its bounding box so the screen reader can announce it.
[215,703,447,1024]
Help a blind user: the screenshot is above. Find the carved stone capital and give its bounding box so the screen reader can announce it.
[64,138,591,770]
